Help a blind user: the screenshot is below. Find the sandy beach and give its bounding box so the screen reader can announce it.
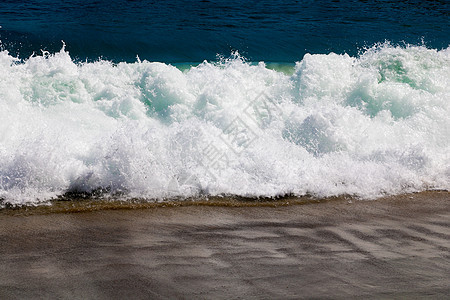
[1,191,449,299]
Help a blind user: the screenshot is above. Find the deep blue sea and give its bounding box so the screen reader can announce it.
[1,0,449,62]
[0,1,449,206]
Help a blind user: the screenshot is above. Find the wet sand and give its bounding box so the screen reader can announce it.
[1,191,449,299]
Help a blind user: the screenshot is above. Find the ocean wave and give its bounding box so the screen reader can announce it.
[0,43,449,205]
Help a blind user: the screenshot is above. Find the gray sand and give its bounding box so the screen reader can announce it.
[1,191,449,299]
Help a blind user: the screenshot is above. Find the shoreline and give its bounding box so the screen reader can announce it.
[1,190,449,298]
[2,190,448,215]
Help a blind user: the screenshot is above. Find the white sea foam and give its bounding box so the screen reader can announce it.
[0,44,449,205]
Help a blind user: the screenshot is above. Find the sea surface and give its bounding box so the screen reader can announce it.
[0,0,449,206]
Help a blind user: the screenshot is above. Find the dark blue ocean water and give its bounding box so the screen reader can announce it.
[1,0,449,62]
[1,0,450,205]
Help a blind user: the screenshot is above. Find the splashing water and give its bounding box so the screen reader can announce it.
[0,43,449,206]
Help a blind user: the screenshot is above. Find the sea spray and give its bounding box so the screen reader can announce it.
[0,44,449,205]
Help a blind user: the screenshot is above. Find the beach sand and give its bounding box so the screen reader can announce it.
[1,191,449,299]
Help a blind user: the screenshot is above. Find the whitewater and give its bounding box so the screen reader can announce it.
[0,43,449,206]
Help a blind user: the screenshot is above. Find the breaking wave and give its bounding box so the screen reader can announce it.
[0,43,449,205]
